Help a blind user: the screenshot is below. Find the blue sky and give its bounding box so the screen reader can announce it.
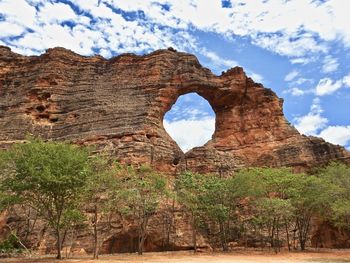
[1,0,350,152]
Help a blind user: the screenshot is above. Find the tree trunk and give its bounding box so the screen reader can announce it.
[56,228,62,259]
[276,223,280,253]
[270,221,275,250]
[285,220,291,251]
[93,205,99,259]
[219,222,228,251]
[297,216,310,251]
[293,227,297,250]
[138,216,148,255]
[139,232,146,255]
[192,214,197,253]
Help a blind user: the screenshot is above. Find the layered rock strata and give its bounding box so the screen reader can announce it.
[1,45,350,253]
[0,45,349,175]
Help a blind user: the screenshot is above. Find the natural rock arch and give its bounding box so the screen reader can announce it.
[1,45,350,254]
[0,45,349,175]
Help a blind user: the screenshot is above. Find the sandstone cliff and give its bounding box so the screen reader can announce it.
[0,45,349,175]
[1,45,350,253]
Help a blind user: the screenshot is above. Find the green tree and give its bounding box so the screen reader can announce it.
[257,167,298,251]
[199,175,233,251]
[83,157,122,259]
[254,198,294,252]
[319,162,350,230]
[120,165,167,255]
[228,168,268,248]
[175,172,204,252]
[0,138,92,259]
[287,174,330,250]
[175,170,265,252]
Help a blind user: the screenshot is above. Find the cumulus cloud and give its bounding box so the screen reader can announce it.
[294,97,350,149]
[253,33,326,58]
[284,70,299,82]
[294,98,328,135]
[322,55,339,73]
[0,22,26,38]
[289,78,313,86]
[1,0,349,63]
[38,2,81,24]
[0,0,198,56]
[106,0,350,53]
[343,74,350,87]
[319,126,350,147]
[163,118,215,152]
[0,0,37,29]
[290,57,315,65]
[284,87,310,97]
[246,71,264,84]
[315,78,343,96]
[199,47,238,71]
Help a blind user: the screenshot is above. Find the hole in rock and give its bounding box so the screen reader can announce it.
[36,105,46,112]
[163,92,215,153]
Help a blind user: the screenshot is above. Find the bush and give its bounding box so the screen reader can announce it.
[0,233,23,255]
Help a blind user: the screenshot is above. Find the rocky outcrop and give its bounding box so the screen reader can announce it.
[1,45,350,253]
[0,45,349,175]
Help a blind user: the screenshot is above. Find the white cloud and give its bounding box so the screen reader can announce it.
[343,74,350,87]
[11,23,102,56]
[253,33,327,57]
[0,22,26,37]
[0,0,199,57]
[38,2,80,24]
[315,78,343,96]
[319,126,350,146]
[246,71,264,84]
[285,70,299,82]
[1,0,349,65]
[199,47,238,70]
[0,0,37,28]
[284,87,309,96]
[290,78,313,86]
[294,112,327,135]
[197,47,264,83]
[163,117,215,152]
[294,98,328,135]
[290,57,315,65]
[110,0,350,59]
[293,97,350,149]
[0,0,349,66]
[322,55,339,73]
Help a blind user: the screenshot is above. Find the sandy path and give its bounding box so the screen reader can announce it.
[1,250,350,263]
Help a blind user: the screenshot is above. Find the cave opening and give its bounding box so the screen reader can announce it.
[163,92,216,153]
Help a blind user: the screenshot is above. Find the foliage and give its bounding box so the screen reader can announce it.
[0,233,23,254]
[118,164,167,255]
[253,197,294,251]
[1,136,349,255]
[0,137,93,259]
[175,172,209,252]
[83,157,123,259]
[319,162,350,229]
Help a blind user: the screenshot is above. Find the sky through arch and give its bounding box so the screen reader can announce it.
[163,93,215,152]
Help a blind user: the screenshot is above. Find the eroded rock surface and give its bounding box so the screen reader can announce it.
[1,45,349,174]
[1,46,350,253]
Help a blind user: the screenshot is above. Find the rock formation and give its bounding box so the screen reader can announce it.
[0,45,349,175]
[1,45,350,253]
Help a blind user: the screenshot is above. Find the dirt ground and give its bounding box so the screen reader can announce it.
[2,250,350,263]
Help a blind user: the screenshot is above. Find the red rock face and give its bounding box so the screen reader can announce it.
[1,46,350,252]
[1,45,349,174]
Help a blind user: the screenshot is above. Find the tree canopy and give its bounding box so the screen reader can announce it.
[0,137,93,259]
